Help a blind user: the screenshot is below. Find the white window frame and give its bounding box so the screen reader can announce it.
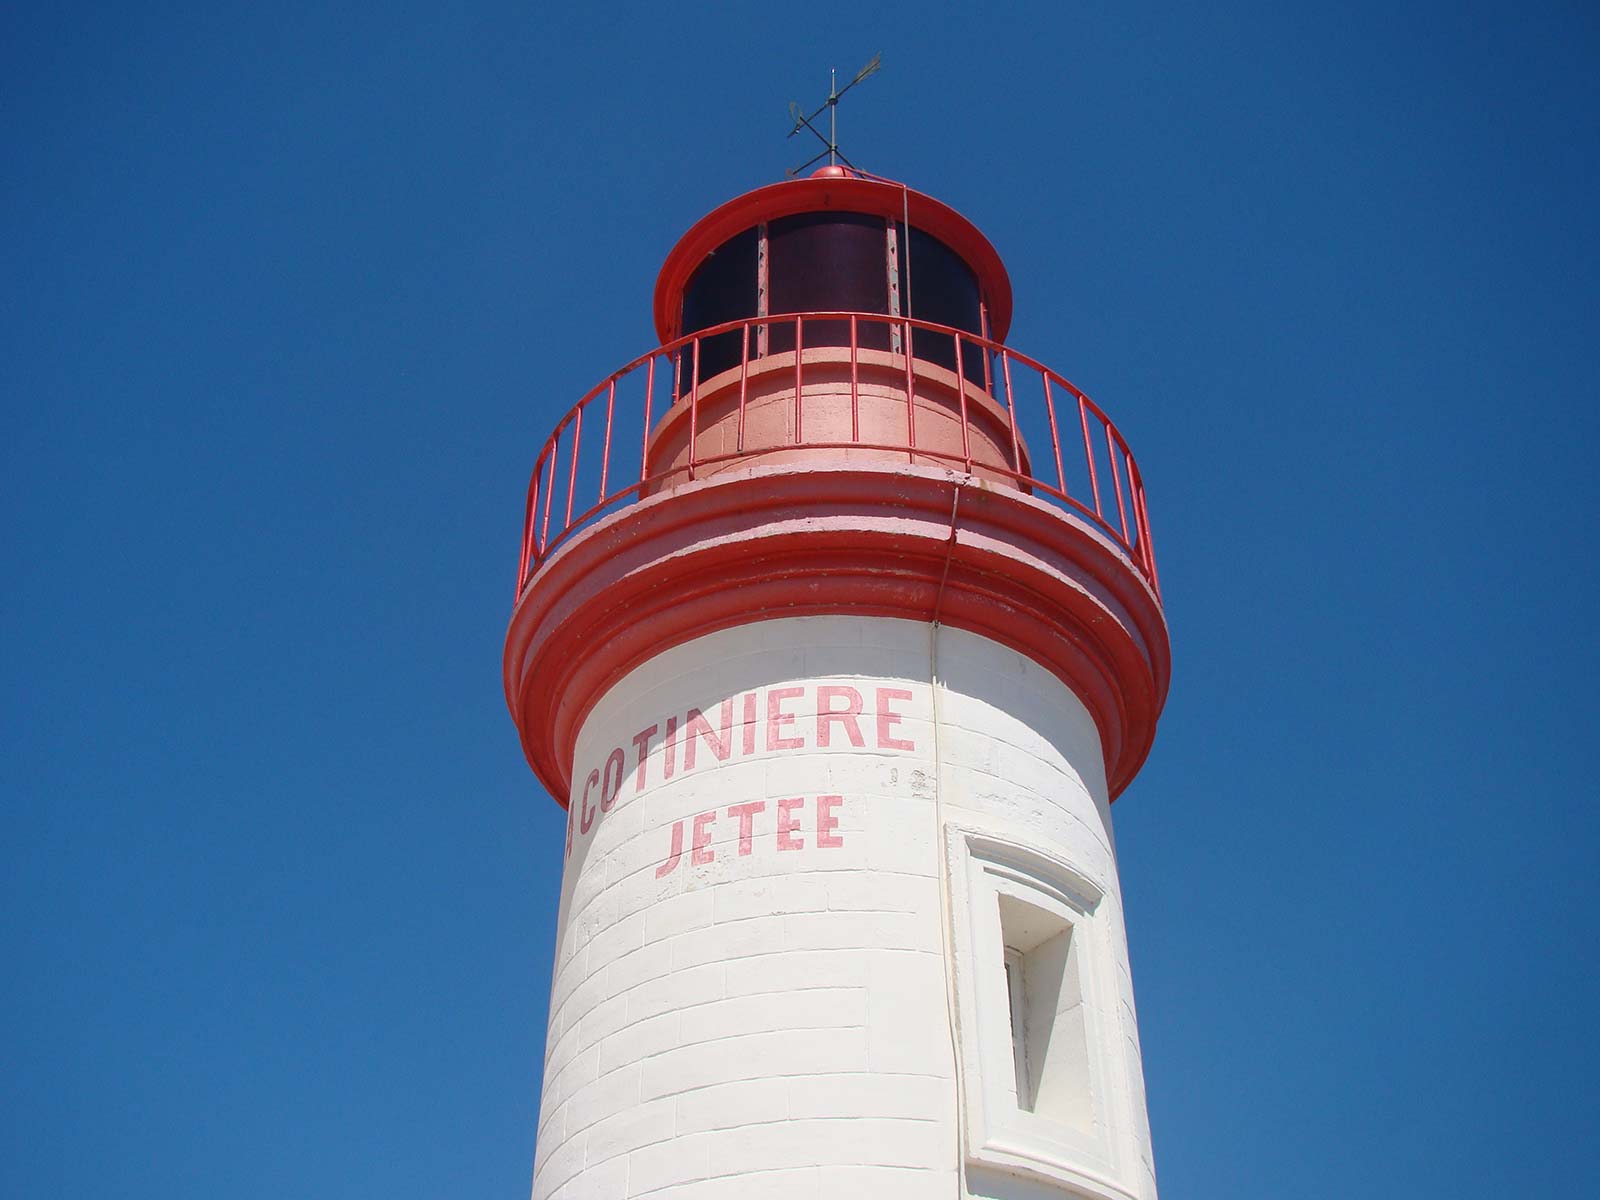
[945,824,1142,1200]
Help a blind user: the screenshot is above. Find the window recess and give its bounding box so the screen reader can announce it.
[946,826,1143,1200]
[999,894,1092,1133]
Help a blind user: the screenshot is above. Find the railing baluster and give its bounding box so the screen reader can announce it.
[736,322,750,453]
[517,524,529,594]
[903,317,916,464]
[598,380,615,503]
[794,316,804,444]
[518,449,542,590]
[849,314,860,442]
[688,336,701,481]
[1042,374,1066,496]
[953,333,972,472]
[564,405,583,530]
[539,427,558,552]
[1125,450,1139,549]
[1000,350,1022,477]
[639,355,656,485]
[1078,394,1103,519]
[1106,425,1130,544]
[1137,483,1160,593]
[979,296,994,395]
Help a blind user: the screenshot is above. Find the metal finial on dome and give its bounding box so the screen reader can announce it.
[786,52,881,177]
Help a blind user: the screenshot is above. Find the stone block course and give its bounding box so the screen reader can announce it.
[639,1025,871,1102]
[674,1076,789,1134]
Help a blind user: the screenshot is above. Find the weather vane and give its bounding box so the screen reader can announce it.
[786,53,882,177]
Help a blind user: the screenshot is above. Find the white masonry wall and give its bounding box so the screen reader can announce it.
[530,615,1157,1200]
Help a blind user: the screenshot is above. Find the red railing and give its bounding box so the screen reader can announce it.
[515,313,1159,600]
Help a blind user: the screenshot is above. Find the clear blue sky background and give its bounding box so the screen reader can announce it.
[4,2,1596,1196]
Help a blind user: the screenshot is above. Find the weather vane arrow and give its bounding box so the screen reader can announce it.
[787,52,882,177]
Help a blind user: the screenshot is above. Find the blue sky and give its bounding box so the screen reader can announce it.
[4,2,1596,1196]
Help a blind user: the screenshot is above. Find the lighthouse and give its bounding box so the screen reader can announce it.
[504,165,1170,1199]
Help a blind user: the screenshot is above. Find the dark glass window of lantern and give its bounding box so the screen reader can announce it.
[766,212,892,355]
[675,211,989,392]
[897,222,986,387]
[678,226,759,385]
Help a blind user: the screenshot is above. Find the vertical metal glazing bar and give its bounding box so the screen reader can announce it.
[885,220,902,355]
[756,223,770,358]
[564,405,583,530]
[1106,426,1130,544]
[688,336,701,481]
[849,314,860,442]
[794,317,804,444]
[1079,395,1103,519]
[953,333,972,471]
[598,380,616,503]
[736,324,750,453]
[1042,375,1066,495]
[1000,350,1022,476]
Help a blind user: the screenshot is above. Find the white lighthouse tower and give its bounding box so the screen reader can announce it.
[504,165,1170,1199]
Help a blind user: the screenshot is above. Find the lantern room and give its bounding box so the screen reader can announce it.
[654,165,1014,387]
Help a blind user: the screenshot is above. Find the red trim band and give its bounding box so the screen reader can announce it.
[504,464,1168,808]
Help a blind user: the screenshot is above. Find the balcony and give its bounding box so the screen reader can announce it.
[515,312,1159,604]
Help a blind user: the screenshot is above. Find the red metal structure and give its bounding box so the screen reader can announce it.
[505,170,1169,812]
[514,313,1158,597]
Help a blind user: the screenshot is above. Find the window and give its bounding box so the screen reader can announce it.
[998,893,1092,1133]
[675,213,990,387]
[946,826,1143,1200]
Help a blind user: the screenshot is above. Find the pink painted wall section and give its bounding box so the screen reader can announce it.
[641,349,1030,492]
[530,616,1156,1200]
